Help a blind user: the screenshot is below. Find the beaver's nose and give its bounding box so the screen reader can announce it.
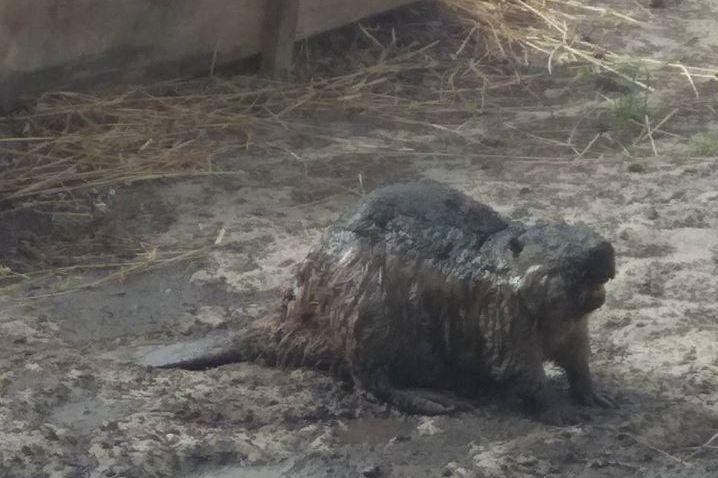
[586,241,615,283]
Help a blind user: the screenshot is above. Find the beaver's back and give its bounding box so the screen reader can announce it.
[323,182,509,273]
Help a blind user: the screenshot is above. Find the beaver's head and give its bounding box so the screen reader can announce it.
[509,223,615,322]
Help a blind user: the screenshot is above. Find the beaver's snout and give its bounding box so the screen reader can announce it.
[586,241,615,284]
[583,284,606,312]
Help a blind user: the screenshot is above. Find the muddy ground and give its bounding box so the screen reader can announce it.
[2,1,718,477]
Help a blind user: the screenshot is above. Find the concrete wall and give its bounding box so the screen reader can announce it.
[0,0,415,110]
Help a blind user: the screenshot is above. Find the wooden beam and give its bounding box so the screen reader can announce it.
[297,0,417,39]
[261,0,300,77]
[1,0,420,106]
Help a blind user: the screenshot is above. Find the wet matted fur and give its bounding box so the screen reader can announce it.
[267,182,616,413]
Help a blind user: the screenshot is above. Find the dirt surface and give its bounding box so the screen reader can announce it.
[2,1,718,477]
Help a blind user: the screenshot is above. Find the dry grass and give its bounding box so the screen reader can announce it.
[0,29,512,209]
[0,246,209,299]
[443,0,718,89]
[2,1,716,204]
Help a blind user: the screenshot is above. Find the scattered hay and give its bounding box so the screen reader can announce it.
[0,13,517,209]
[443,0,718,89]
[2,1,716,204]
[0,246,208,299]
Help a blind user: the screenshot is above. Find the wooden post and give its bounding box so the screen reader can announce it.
[261,0,300,77]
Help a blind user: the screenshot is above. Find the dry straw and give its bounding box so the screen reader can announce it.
[443,0,716,88]
[2,1,716,204]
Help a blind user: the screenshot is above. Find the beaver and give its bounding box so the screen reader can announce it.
[140,181,616,415]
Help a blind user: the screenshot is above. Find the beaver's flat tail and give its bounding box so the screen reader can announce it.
[116,326,276,370]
